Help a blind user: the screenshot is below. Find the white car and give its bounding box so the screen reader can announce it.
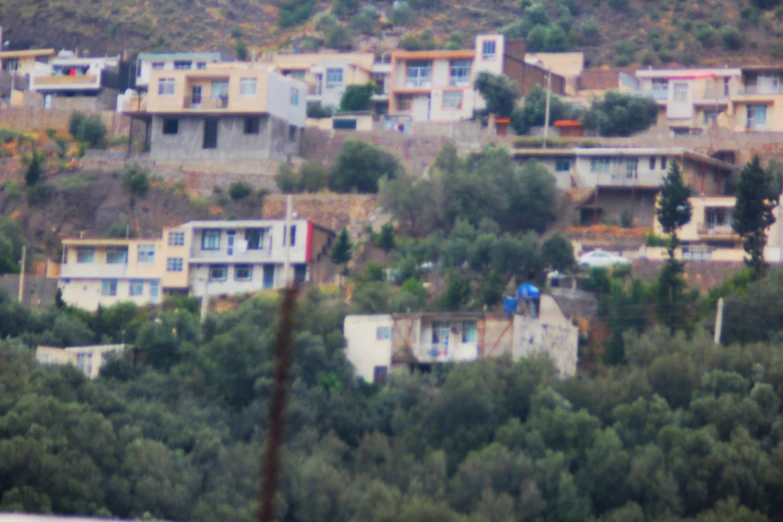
[578,250,631,269]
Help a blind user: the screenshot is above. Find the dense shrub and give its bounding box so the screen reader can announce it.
[328,140,402,193]
[228,181,252,200]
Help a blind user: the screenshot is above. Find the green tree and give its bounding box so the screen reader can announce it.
[656,161,692,260]
[511,85,583,135]
[0,217,25,274]
[377,223,396,257]
[75,114,108,147]
[228,181,252,200]
[542,234,576,273]
[276,163,303,193]
[23,143,43,187]
[473,72,519,118]
[234,39,248,61]
[340,82,375,112]
[300,161,329,193]
[582,91,659,137]
[328,140,402,193]
[733,156,780,280]
[331,228,353,276]
[390,1,414,25]
[68,111,86,139]
[326,25,354,50]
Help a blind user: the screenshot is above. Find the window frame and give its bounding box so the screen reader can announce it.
[234,264,253,281]
[376,326,391,340]
[209,264,228,282]
[166,257,184,272]
[244,116,261,135]
[162,118,179,135]
[246,228,266,249]
[151,62,165,70]
[76,247,95,264]
[449,60,471,87]
[173,60,192,70]
[291,88,300,106]
[405,61,432,88]
[168,231,185,246]
[149,280,160,298]
[129,280,145,296]
[105,247,128,265]
[672,82,688,102]
[201,230,221,250]
[158,78,175,96]
[101,279,118,296]
[555,158,571,172]
[462,321,477,343]
[138,244,156,264]
[239,78,257,96]
[325,68,344,89]
[482,40,497,60]
[442,90,463,109]
[397,94,413,111]
[590,157,611,173]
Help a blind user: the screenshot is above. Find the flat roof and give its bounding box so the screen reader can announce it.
[635,67,741,78]
[0,49,56,58]
[514,147,736,170]
[137,52,223,60]
[62,238,158,246]
[391,50,476,60]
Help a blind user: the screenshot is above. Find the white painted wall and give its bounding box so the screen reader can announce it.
[59,278,161,311]
[266,71,307,127]
[188,262,295,297]
[343,315,394,383]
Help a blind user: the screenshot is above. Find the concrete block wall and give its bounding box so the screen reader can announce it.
[0,107,130,135]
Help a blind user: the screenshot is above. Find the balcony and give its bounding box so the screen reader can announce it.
[308,83,322,97]
[639,89,668,101]
[738,85,783,95]
[183,95,229,109]
[60,263,130,279]
[404,77,432,89]
[30,73,100,91]
[592,169,664,187]
[697,222,736,238]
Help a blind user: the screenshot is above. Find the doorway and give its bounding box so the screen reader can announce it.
[203,118,218,149]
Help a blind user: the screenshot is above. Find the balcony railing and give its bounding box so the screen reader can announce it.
[405,77,432,88]
[639,89,668,101]
[60,263,129,279]
[738,85,783,95]
[308,84,322,96]
[697,222,736,237]
[31,74,99,90]
[592,170,664,187]
[183,95,229,109]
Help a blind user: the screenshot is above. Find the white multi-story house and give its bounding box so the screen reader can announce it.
[182,219,334,296]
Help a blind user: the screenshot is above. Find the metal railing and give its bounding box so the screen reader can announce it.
[31,74,99,89]
[738,85,783,95]
[60,263,129,279]
[183,95,229,109]
[697,222,735,237]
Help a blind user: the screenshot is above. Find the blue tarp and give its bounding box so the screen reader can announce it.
[517,283,540,299]
[503,297,519,314]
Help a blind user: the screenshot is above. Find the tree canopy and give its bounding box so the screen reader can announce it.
[328,140,402,193]
[582,91,659,137]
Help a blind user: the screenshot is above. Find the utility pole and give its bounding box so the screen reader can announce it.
[542,67,552,149]
[200,276,209,322]
[713,297,724,345]
[282,194,293,286]
[17,245,26,304]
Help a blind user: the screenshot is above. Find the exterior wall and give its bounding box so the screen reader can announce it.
[160,226,192,289]
[135,52,223,89]
[526,52,584,81]
[0,50,56,76]
[59,239,166,311]
[512,302,578,377]
[37,344,126,379]
[266,71,307,127]
[189,263,289,296]
[344,314,394,383]
[725,98,783,132]
[515,153,575,190]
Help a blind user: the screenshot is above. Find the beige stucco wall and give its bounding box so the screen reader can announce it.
[526,52,584,79]
[344,314,394,383]
[160,226,192,289]
[36,344,125,379]
[724,98,782,132]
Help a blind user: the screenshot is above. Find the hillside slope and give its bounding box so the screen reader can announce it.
[2,0,782,67]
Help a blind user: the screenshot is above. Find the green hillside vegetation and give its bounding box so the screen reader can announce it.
[4,0,783,66]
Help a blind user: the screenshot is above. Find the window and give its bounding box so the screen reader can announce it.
[373,366,388,386]
[661,157,667,170]
[77,353,93,377]
[747,104,767,129]
[326,68,343,89]
[704,109,723,124]
[397,94,413,111]
[167,257,183,272]
[462,321,477,343]
[626,158,638,178]
[101,280,118,296]
[129,280,144,296]
[376,326,391,340]
[202,230,221,250]
[162,119,179,135]
[443,91,463,109]
[240,78,257,96]
[174,60,192,69]
[289,125,297,142]
[291,88,300,106]
[2,58,19,72]
[235,265,253,281]
[449,60,471,86]
[150,281,160,298]
[406,61,432,88]
[294,264,307,284]
[287,70,306,80]
[76,247,95,263]
[555,158,571,172]
[137,244,155,264]
[151,62,165,70]
[482,40,496,59]
[158,78,175,95]
[590,157,611,172]
[211,80,229,100]
[106,247,128,264]
[672,82,688,102]
[245,229,265,249]
[649,157,656,170]
[724,77,731,96]
[168,231,185,246]
[651,78,668,91]
[197,62,207,70]
[209,265,227,282]
[244,117,260,135]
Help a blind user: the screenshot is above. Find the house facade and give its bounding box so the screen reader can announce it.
[344,297,579,384]
[180,219,334,297]
[134,52,223,90]
[58,219,335,310]
[36,344,127,379]
[633,68,742,133]
[722,66,783,132]
[124,63,307,161]
[514,147,736,226]
[29,51,129,110]
[0,48,56,77]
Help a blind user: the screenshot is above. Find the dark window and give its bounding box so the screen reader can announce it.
[203,118,218,149]
[294,264,307,284]
[288,125,297,142]
[373,366,388,386]
[263,264,275,288]
[162,119,179,135]
[661,157,667,170]
[234,265,253,281]
[333,119,358,130]
[244,117,260,134]
[649,157,656,170]
[246,228,266,249]
[290,225,296,246]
